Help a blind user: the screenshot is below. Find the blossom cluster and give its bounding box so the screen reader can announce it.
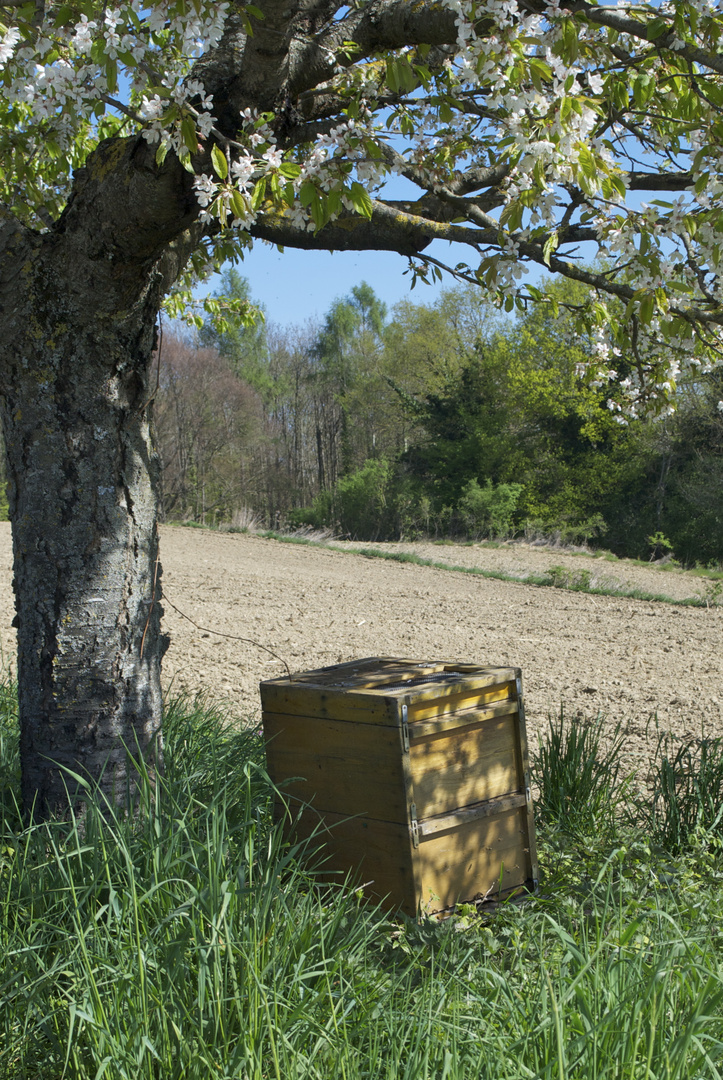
[0,1,228,216]
[2,0,723,411]
[430,0,723,408]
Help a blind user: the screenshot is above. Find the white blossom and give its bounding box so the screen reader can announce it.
[262,146,283,169]
[192,173,216,208]
[0,27,21,67]
[72,16,96,55]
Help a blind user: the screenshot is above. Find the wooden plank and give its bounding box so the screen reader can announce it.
[407,698,519,738]
[409,714,522,818]
[263,657,445,690]
[418,792,527,838]
[261,661,520,712]
[260,680,514,722]
[260,682,398,724]
[406,682,516,722]
[513,673,540,887]
[339,660,446,688]
[395,698,425,906]
[263,711,408,822]
[285,806,418,916]
[417,806,532,913]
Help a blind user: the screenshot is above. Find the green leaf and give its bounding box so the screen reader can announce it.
[105,58,118,95]
[350,181,373,220]
[639,293,655,324]
[562,18,579,62]
[211,144,228,179]
[655,287,669,314]
[647,17,668,40]
[300,181,316,207]
[694,172,710,195]
[500,202,523,232]
[251,177,266,210]
[543,232,559,267]
[577,144,596,179]
[181,117,198,155]
[310,192,327,231]
[327,187,342,219]
[632,73,654,109]
[279,162,301,179]
[230,190,248,220]
[364,138,383,160]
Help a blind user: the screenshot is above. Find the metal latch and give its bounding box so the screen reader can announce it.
[410,802,419,848]
[515,674,526,719]
[401,702,410,752]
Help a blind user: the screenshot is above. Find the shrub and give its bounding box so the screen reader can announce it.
[458,478,523,538]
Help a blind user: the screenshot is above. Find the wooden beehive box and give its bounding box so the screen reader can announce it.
[261,657,538,917]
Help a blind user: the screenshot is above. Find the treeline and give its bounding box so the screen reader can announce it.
[155,271,723,565]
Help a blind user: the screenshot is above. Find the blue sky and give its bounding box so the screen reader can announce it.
[216,168,454,327]
[232,241,450,327]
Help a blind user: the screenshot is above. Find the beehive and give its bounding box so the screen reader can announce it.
[261,657,538,917]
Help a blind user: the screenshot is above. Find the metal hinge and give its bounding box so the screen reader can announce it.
[401,702,410,752]
[410,802,419,848]
[516,674,526,719]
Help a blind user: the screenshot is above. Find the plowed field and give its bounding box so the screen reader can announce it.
[1,523,721,778]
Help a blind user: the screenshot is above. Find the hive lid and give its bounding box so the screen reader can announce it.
[261,656,519,699]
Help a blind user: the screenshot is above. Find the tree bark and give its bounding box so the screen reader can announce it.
[0,171,176,817]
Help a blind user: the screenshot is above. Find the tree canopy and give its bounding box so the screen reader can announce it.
[3,0,723,410]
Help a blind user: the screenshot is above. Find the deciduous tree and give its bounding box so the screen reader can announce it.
[1,0,723,814]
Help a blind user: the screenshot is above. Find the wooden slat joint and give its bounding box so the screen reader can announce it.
[407,698,519,739]
[418,791,527,840]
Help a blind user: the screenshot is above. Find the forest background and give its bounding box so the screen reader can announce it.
[8,268,722,567]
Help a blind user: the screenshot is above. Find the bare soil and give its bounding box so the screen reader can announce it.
[0,522,721,777]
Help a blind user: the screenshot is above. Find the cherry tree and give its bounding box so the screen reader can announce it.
[0,0,722,816]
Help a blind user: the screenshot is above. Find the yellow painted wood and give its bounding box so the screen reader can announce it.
[416,806,532,913]
[512,679,540,886]
[409,714,522,818]
[407,698,519,738]
[263,711,408,822]
[406,682,516,722]
[261,660,520,723]
[260,657,537,917]
[260,683,397,724]
[417,792,527,838]
[285,805,420,916]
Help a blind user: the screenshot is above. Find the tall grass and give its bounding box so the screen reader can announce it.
[0,680,722,1078]
[532,708,626,832]
[642,731,723,854]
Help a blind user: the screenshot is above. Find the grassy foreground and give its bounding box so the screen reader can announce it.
[1,681,723,1079]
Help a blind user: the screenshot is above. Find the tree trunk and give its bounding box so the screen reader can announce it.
[1,317,166,818]
[0,187,175,818]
